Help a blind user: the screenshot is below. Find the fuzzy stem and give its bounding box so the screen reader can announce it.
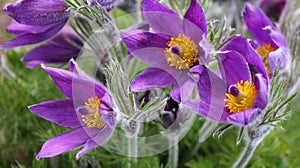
[232,139,259,168]
[127,134,138,168]
[168,135,179,168]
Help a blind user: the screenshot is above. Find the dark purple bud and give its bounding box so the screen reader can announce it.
[161,97,179,128]
[229,85,239,96]
[171,45,180,54]
[161,111,175,128]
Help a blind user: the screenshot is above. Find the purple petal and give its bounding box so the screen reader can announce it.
[121,30,170,65]
[183,0,207,37]
[243,3,277,47]
[142,0,183,36]
[227,108,260,125]
[48,27,83,49]
[189,65,227,121]
[218,51,252,87]
[268,47,289,74]
[29,99,81,128]
[221,36,268,81]
[130,67,175,92]
[254,74,268,109]
[268,28,287,47]
[5,22,45,36]
[76,126,113,159]
[68,60,113,108]
[4,0,69,25]
[22,44,80,68]
[0,20,67,49]
[170,73,195,102]
[41,65,108,104]
[36,127,99,159]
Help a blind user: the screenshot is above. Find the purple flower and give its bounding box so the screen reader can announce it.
[243,3,289,76]
[185,37,269,125]
[22,27,83,68]
[121,0,208,102]
[29,60,116,159]
[260,0,286,21]
[0,0,69,49]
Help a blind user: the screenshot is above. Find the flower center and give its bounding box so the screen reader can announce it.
[78,96,106,129]
[165,34,198,69]
[224,80,258,113]
[256,43,276,75]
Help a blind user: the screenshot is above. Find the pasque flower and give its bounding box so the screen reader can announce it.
[29,60,116,159]
[185,37,269,125]
[0,0,120,49]
[243,3,289,76]
[0,0,70,49]
[22,27,83,68]
[121,0,209,102]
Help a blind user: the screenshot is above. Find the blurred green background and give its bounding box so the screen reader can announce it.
[1,0,300,167]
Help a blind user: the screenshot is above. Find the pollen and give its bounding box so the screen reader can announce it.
[224,80,258,113]
[165,34,198,69]
[256,43,276,75]
[81,96,106,129]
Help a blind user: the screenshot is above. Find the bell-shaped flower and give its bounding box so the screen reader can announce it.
[243,3,289,76]
[22,27,83,68]
[0,0,70,49]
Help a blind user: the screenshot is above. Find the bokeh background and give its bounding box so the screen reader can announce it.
[1,0,300,167]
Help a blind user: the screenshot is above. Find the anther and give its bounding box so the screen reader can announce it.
[170,45,180,54]
[229,85,239,96]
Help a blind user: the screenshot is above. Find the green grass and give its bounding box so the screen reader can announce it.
[1,51,300,167]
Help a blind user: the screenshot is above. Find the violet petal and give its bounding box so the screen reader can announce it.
[36,127,99,159]
[130,67,175,92]
[183,0,207,39]
[243,3,277,47]
[0,20,67,49]
[142,0,183,36]
[4,0,69,25]
[29,99,81,128]
[218,51,252,87]
[76,126,113,159]
[254,74,268,109]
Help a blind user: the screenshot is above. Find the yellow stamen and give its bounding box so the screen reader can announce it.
[256,43,276,75]
[81,96,106,129]
[224,80,258,113]
[165,34,198,69]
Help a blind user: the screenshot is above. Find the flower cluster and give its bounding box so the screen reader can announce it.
[0,0,298,167]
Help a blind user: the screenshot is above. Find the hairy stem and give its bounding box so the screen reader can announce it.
[168,135,179,168]
[232,139,259,168]
[127,133,138,168]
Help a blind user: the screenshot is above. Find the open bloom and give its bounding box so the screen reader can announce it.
[22,27,83,68]
[0,0,69,49]
[243,3,289,76]
[185,37,268,125]
[29,60,116,159]
[121,0,209,102]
